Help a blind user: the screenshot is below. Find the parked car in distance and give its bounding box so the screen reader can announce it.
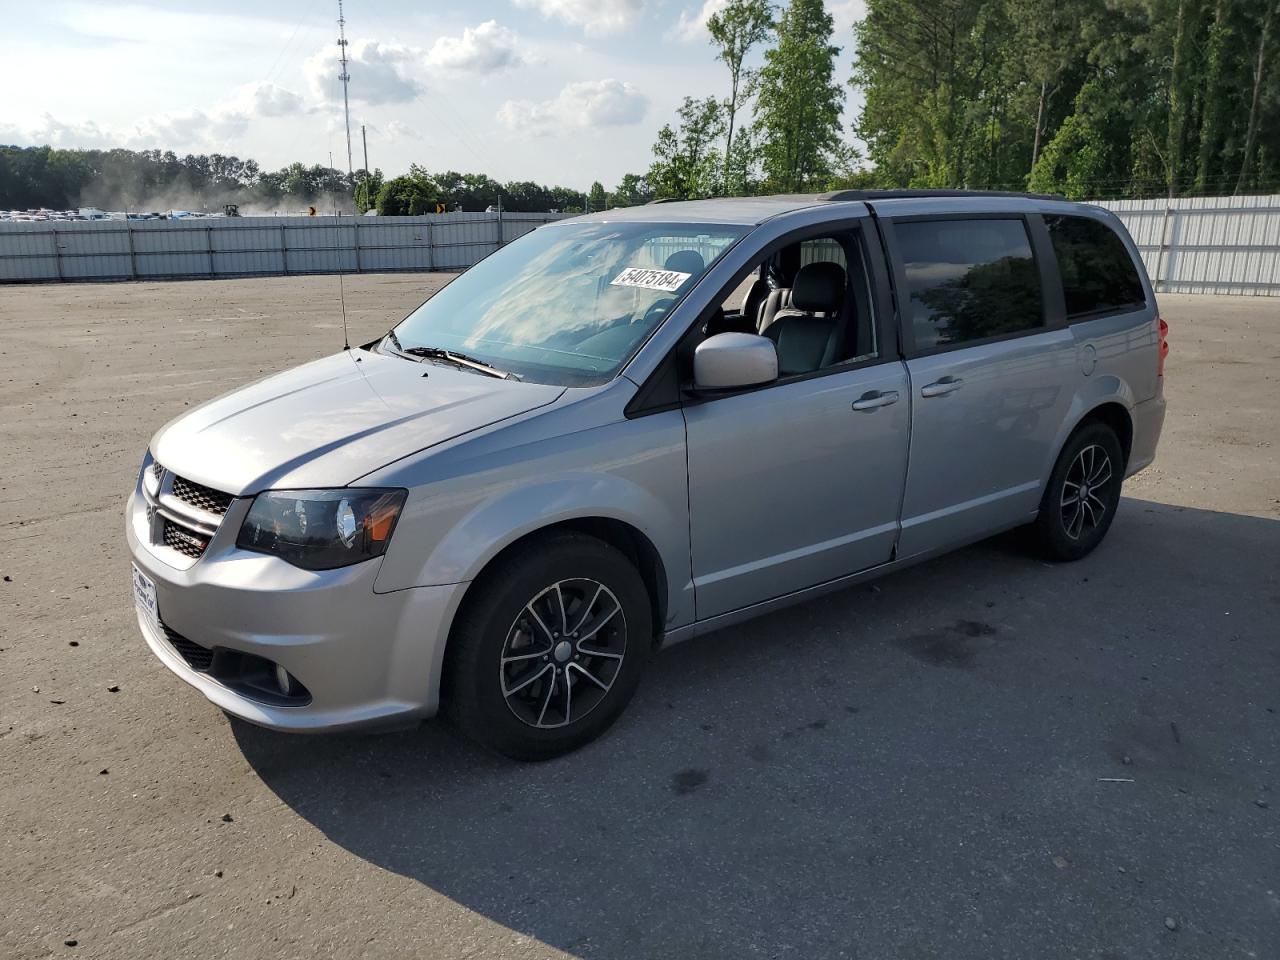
[127,190,1167,760]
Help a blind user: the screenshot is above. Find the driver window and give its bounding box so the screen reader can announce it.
[703,228,879,376]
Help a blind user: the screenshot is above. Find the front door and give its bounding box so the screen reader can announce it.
[684,360,910,619]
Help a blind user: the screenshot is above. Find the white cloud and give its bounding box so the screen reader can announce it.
[673,0,730,42]
[425,21,524,73]
[234,81,305,118]
[0,114,114,149]
[304,40,423,105]
[385,120,421,141]
[2,81,307,154]
[498,79,648,135]
[129,105,249,148]
[828,0,869,32]
[513,0,645,36]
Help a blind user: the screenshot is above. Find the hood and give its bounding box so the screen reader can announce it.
[151,350,565,495]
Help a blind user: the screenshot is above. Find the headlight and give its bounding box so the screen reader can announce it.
[236,488,407,570]
[141,450,161,498]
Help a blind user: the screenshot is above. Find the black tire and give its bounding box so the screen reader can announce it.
[443,532,652,761]
[1032,421,1125,561]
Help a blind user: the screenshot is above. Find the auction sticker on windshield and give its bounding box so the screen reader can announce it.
[610,267,692,293]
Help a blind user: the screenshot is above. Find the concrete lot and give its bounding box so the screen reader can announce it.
[1,276,1277,960]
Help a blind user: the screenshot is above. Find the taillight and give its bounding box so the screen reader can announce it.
[1157,317,1169,377]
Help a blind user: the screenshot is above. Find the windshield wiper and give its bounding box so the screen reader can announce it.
[384,335,518,380]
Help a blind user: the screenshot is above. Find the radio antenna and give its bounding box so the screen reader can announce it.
[329,150,352,352]
[338,272,351,352]
[333,2,354,351]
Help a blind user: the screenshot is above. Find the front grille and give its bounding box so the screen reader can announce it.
[161,622,213,671]
[149,461,166,484]
[171,475,234,516]
[162,519,208,559]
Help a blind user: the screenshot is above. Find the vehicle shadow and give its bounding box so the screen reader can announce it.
[231,498,1280,959]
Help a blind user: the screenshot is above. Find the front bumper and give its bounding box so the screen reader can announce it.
[126,487,467,732]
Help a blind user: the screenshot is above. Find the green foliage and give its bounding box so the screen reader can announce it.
[754,0,846,192]
[707,0,774,193]
[375,165,439,216]
[854,0,1280,198]
[647,96,727,199]
[588,181,608,211]
[355,169,384,213]
[610,173,654,207]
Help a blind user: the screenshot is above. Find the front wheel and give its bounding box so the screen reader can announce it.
[1032,422,1125,561]
[443,533,652,761]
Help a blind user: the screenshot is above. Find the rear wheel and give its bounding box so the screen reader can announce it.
[1032,422,1125,561]
[443,533,652,760]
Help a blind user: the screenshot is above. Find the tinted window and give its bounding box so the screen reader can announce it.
[1046,215,1145,317]
[897,219,1043,350]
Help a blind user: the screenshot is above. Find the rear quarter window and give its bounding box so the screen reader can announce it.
[1045,215,1146,318]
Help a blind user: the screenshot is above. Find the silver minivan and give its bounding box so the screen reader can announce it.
[127,190,1167,759]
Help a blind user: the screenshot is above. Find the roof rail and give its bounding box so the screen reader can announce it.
[817,188,1066,202]
[645,197,686,204]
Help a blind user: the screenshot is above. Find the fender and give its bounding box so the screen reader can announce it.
[386,470,693,721]
[415,470,690,619]
[1039,373,1137,492]
[368,399,695,627]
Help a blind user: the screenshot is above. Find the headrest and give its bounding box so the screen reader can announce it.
[791,261,845,313]
[664,250,705,275]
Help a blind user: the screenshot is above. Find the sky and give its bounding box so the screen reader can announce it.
[2,0,868,191]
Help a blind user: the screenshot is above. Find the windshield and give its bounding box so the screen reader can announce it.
[386,221,747,385]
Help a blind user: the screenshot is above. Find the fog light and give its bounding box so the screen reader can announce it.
[274,663,293,695]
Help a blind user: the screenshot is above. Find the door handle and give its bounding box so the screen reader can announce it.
[920,376,964,398]
[851,389,900,411]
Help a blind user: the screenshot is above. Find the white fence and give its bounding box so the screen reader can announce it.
[3,198,1278,295]
[0,211,566,283]
[1096,195,1280,297]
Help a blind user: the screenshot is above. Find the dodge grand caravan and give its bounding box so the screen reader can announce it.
[127,190,1167,759]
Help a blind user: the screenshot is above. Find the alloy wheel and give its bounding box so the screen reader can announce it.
[499,579,627,729]
[1060,443,1114,540]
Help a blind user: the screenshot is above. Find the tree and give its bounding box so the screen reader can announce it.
[375,165,439,216]
[355,168,384,213]
[853,0,1013,189]
[755,0,845,192]
[1236,1,1277,193]
[1004,0,1095,171]
[647,96,726,199]
[588,180,608,211]
[611,173,654,206]
[707,0,774,194]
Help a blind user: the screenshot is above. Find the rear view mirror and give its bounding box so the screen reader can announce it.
[693,333,778,391]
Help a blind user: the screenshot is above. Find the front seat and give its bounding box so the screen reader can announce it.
[739,277,769,329]
[762,261,847,376]
[664,249,705,278]
[756,286,793,333]
[641,250,707,327]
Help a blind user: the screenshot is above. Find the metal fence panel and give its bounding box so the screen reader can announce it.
[0,211,567,283]
[11,200,1270,293]
[1096,195,1280,296]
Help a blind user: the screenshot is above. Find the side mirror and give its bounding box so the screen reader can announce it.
[693,332,778,391]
